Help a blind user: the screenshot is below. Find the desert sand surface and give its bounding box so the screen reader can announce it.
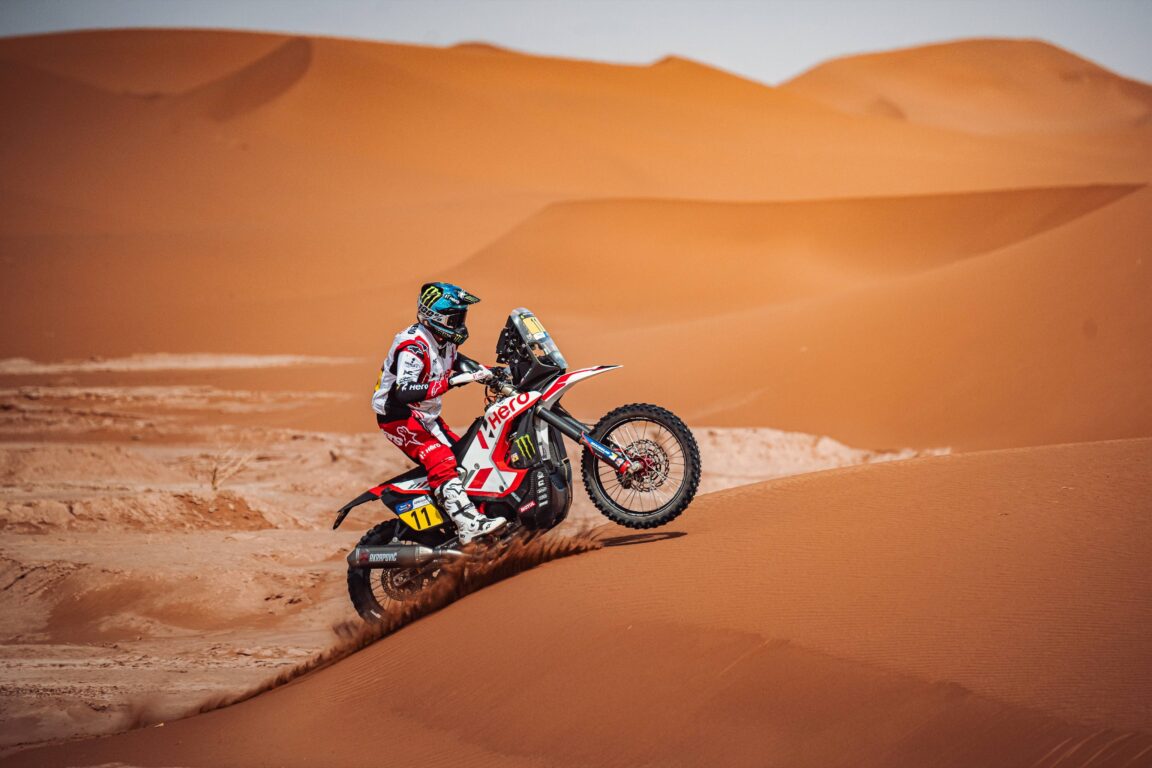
[0,366,934,755]
[2,26,1151,767]
[5,438,1150,767]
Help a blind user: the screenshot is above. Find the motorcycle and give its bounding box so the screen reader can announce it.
[333,308,701,622]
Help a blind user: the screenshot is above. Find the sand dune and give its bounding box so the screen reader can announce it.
[177,36,313,121]
[576,184,1152,449]
[2,30,1149,453]
[6,438,1149,767]
[454,183,1140,320]
[2,30,1149,366]
[0,28,292,94]
[782,38,1152,134]
[443,181,1151,450]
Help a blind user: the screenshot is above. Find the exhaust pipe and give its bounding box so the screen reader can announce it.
[346,544,465,569]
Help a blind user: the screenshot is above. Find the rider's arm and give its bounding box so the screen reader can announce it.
[392,348,450,403]
[452,352,479,374]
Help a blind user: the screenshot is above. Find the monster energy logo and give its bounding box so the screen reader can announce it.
[514,434,535,460]
[420,285,443,308]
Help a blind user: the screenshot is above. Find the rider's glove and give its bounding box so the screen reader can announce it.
[426,375,451,398]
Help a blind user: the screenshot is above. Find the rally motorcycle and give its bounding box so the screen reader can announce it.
[334,308,701,623]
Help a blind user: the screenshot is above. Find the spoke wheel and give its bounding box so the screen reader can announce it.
[347,521,440,623]
[581,404,701,529]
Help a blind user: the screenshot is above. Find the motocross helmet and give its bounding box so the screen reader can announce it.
[417,281,480,345]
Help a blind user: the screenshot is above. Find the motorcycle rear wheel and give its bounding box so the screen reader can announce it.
[581,403,701,529]
[347,520,438,623]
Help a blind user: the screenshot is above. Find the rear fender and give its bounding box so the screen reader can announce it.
[332,475,431,530]
[332,490,380,530]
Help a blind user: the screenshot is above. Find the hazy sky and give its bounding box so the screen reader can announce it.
[1,0,1149,85]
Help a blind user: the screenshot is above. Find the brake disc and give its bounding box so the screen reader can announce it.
[619,438,670,492]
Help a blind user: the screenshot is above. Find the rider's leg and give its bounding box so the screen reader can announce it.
[433,476,506,544]
[419,441,506,544]
[434,417,460,444]
[378,415,505,544]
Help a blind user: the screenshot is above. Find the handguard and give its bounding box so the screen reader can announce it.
[449,367,493,387]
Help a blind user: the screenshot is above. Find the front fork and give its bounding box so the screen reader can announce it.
[535,408,635,474]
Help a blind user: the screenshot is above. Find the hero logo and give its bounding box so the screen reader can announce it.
[487,392,535,433]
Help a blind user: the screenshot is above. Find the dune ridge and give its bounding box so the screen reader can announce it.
[455,183,1142,318]
[782,38,1152,134]
[178,36,313,121]
[0,29,294,94]
[547,184,1152,448]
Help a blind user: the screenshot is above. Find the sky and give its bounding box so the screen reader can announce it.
[0,0,1150,86]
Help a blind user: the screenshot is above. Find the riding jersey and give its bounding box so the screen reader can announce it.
[372,323,458,434]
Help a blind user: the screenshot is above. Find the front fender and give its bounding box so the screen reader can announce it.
[538,365,621,408]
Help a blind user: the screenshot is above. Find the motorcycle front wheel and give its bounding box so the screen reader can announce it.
[580,403,701,529]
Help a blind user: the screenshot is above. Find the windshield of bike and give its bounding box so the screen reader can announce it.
[496,308,568,387]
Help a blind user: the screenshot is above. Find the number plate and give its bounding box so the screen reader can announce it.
[521,315,546,338]
[398,498,444,531]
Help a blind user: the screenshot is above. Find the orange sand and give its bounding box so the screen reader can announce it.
[2,30,1150,449]
[6,438,1151,767]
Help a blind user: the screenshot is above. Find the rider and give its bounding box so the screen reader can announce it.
[372,282,507,544]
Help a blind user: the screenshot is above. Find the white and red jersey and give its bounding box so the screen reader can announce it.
[372,323,457,429]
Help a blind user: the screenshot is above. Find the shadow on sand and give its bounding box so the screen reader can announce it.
[598,531,687,548]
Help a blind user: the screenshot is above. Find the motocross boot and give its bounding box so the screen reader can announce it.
[435,477,506,545]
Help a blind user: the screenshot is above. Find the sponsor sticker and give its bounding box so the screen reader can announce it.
[514,434,535,459]
[518,500,537,513]
[395,499,414,513]
[486,391,535,432]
